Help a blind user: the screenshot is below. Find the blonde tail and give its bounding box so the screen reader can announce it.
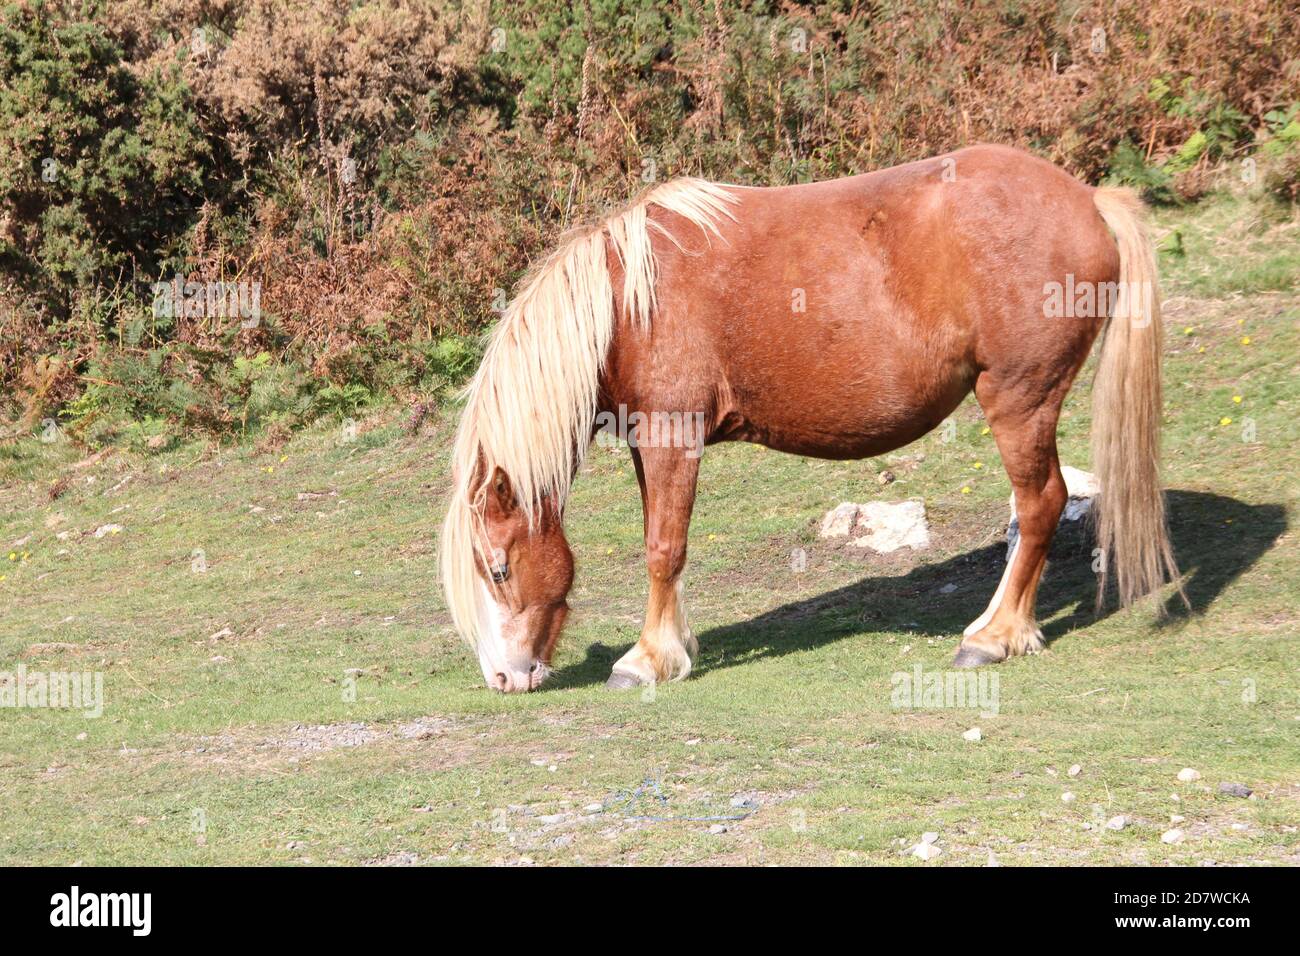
[1090,187,1184,611]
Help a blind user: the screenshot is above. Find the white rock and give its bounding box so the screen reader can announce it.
[819,502,860,538]
[1061,792,1076,803]
[1106,815,1127,831]
[1177,768,1201,783]
[851,500,930,553]
[583,803,602,813]
[1161,828,1185,844]
[1170,814,1185,824]
[962,727,982,742]
[911,842,942,861]
[1007,465,1098,557]
[1068,764,1082,777]
[920,831,939,845]
[938,583,957,594]
[92,524,123,538]
[986,851,999,867]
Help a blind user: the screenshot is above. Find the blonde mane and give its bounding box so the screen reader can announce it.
[439,178,737,648]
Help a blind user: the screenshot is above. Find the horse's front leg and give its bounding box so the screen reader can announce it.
[606,444,700,689]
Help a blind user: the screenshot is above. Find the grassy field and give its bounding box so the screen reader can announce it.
[1,190,1296,866]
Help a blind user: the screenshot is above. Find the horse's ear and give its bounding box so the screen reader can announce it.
[489,467,516,514]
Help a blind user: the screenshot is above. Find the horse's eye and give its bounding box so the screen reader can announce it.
[489,550,509,584]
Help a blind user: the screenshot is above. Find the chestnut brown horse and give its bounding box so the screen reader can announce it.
[440,144,1181,693]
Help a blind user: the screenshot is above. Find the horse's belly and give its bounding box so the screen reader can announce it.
[711,345,975,460]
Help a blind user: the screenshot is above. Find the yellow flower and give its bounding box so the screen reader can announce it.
[980,426,990,435]
[6,552,14,561]
[972,461,983,470]
[265,466,274,474]
[960,486,972,494]
[1183,326,1193,335]
[1241,336,1251,345]
[1197,346,1206,353]
[1219,417,1232,426]
[707,533,717,541]
[1232,395,1242,404]
[279,455,288,463]
[20,551,29,561]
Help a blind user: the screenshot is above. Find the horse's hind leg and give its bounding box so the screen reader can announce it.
[606,444,700,689]
[954,374,1069,667]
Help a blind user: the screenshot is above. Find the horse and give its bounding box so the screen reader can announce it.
[440,144,1182,693]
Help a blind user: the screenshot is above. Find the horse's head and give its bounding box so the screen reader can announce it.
[467,468,574,692]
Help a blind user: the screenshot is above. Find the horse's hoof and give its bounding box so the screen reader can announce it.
[605,669,643,690]
[952,644,1003,669]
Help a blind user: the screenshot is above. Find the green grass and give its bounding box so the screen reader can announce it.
[1,190,1297,865]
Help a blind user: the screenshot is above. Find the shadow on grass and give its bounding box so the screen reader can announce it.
[551,491,1285,688]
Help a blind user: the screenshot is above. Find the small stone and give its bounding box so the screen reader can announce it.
[1218,782,1252,798]
[1045,767,1058,777]
[708,824,727,834]
[819,502,860,538]
[938,583,957,594]
[1068,764,1082,777]
[1105,815,1127,831]
[850,499,930,553]
[1171,814,1186,824]
[962,727,982,742]
[1176,767,1201,783]
[92,524,123,538]
[584,803,602,813]
[1061,792,1076,803]
[536,814,565,825]
[911,842,941,861]
[920,831,939,845]
[877,470,896,485]
[1081,821,1093,830]
[1230,823,1247,831]
[986,852,999,867]
[1161,828,1185,845]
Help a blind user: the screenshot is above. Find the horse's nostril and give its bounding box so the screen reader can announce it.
[494,672,508,690]
[529,662,539,673]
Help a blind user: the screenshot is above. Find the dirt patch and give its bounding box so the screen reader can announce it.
[178,714,473,771]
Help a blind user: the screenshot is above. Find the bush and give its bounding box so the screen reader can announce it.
[1,0,1297,444]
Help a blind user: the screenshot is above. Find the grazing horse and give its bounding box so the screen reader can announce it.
[440,144,1181,693]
